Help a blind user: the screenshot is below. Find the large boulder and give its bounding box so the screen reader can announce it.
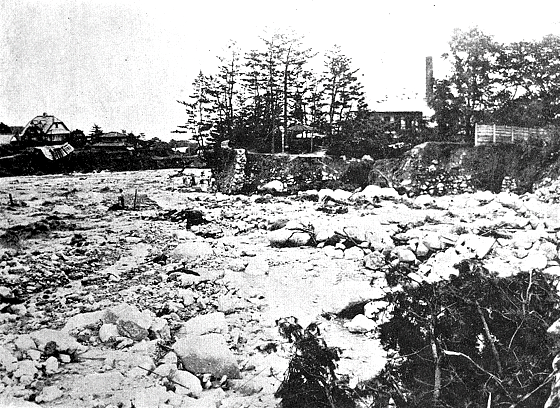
[258,180,285,194]
[173,334,241,379]
[30,329,85,354]
[177,312,228,337]
[345,314,376,333]
[268,228,312,247]
[172,370,203,397]
[62,310,104,333]
[103,303,153,341]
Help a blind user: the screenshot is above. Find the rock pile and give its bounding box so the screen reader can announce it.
[269,188,560,335]
[7,168,560,407]
[0,302,246,407]
[501,176,518,193]
[534,176,560,203]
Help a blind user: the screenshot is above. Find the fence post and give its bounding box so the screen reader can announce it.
[511,127,514,143]
[493,124,496,144]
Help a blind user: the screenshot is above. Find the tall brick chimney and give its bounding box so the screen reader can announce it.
[425,56,434,104]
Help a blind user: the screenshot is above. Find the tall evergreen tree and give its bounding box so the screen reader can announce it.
[175,71,219,150]
[216,40,241,141]
[322,45,366,139]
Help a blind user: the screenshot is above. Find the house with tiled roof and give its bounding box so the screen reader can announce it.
[91,131,135,150]
[19,113,70,145]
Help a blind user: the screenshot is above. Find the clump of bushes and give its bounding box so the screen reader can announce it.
[362,260,560,407]
[276,317,356,408]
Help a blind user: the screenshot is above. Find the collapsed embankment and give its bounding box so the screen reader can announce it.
[217,142,555,196]
[1,142,556,197]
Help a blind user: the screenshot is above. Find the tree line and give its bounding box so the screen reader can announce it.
[431,28,560,141]
[174,30,375,156]
[177,28,560,157]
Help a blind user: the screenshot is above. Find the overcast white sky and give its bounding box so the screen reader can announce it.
[1,0,559,140]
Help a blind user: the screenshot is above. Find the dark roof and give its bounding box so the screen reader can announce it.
[20,113,70,136]
[33,143,74,160]
[100,131,128,139]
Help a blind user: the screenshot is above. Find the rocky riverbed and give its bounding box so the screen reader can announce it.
[2,168,560,408]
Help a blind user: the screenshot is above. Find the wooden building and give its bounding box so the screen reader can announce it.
[19,113,70,145]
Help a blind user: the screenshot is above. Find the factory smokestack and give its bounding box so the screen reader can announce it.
[425,56,434,104]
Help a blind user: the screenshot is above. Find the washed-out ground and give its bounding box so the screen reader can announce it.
[1,168,560,408]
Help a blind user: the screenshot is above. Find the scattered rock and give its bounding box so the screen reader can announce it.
[62,310,104,333]
[35,386,64,403]
[99,323,120,342]
[394,247,417,263]
[345,314,376,333]
[172,369,203,397]
[13,360,38,380]
[344,246,365,260]
[519,252,548,272]
[103,303,153,342]
[456,234,496,259]
[259,180,285,194]
[13,335,36,352]
[153,362,177,378]
[0,346,17,372]
[44,356,59,374]
[268,228,311,247]
[177,312,228,337]
[0,397,41,407]
[30,329,84,354]
[173,334,241,379]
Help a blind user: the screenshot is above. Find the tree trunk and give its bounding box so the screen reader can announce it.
[430,320,441,406]
[476,301,503,377]
[282,46,292,154]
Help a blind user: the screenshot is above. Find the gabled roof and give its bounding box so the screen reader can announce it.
[21,113,70,136]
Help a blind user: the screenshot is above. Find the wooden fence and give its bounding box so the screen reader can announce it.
[474,124,550,146]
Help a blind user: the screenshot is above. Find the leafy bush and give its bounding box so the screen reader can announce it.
[276,317,356,408]
[367,260,560,408]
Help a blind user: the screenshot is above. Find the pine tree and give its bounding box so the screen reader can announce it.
[322,45,366,139]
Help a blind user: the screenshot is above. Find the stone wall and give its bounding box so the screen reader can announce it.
[379,141,549,196]
[216,149,247,194]
[216,149,350,194]
[216,142,556,197]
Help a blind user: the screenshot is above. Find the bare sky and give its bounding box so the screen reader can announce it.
[1,0,559,140]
